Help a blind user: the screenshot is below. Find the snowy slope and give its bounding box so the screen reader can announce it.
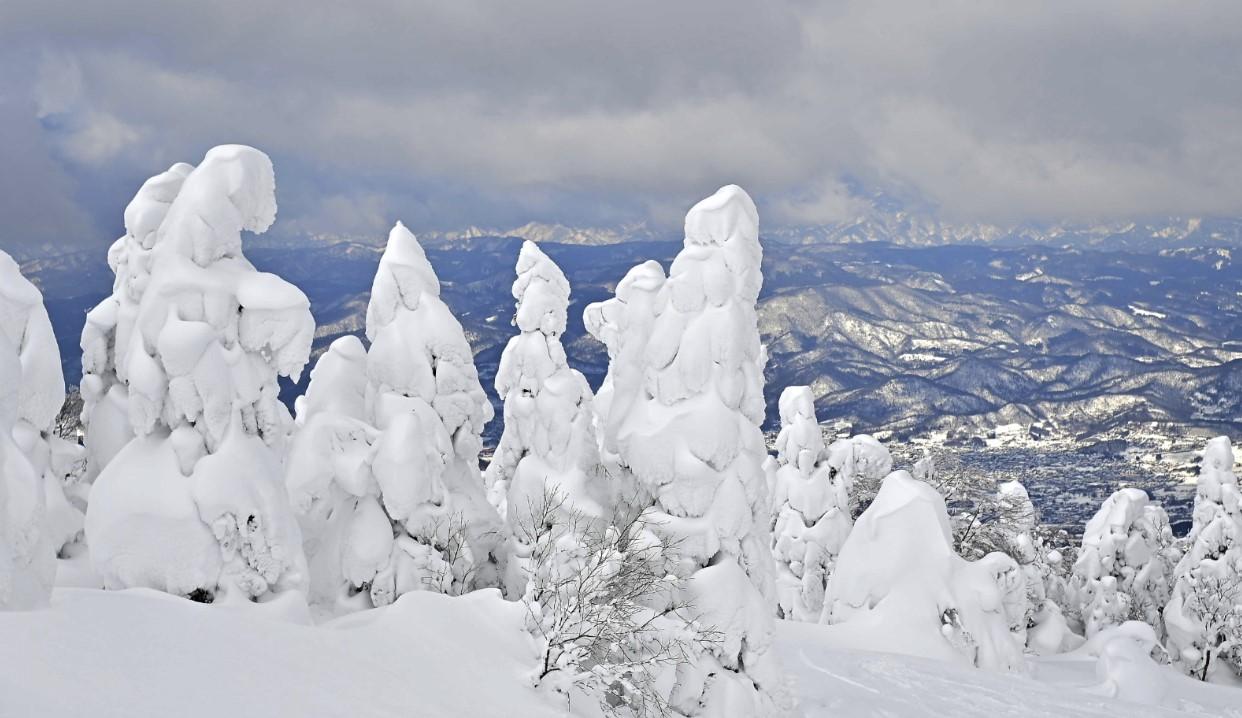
[778,621,1242,718]
[0,588,564,718]
[3,588,1240,717]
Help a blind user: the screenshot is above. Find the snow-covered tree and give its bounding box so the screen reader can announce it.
[0,252,62,609]
[482,241,604,596]
[820,470,1028,671]
[0,251,85,561]
[988,480,1085,653]
[361,221,506,595]
[80,162,191,481]
[285,335,398,612]
[830,434,892,519]
[769,386,852,622]
[519,488,717,716]
[1165,437,1242,680]
[584,186,784,715]
[82,145,314,603]
[917,452,1054,567]
[1070,488,1176,639]
[992,481,1044,639]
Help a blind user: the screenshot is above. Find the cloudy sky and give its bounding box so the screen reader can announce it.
[2,1,1241,255]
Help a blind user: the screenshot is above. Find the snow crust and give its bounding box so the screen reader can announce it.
[4,588,1237,717]
[0,588,566,718]
[781,618,1241,717]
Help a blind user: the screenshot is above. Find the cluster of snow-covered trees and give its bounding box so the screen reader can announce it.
[2,143,1242,713]
[764,379,1241,681]
[0,152,792,715]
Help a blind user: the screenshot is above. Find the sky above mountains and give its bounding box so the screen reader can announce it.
[3,1,1242,255]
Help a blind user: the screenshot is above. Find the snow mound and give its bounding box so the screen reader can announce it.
[781,618,1241,717]
[820,470,1026,671]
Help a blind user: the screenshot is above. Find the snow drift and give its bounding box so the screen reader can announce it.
[820,470,1027,672]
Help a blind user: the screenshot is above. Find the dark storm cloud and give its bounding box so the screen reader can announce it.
[2,0,1241,254]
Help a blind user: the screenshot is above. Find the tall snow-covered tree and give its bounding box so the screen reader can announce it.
[82,145,314,603]
[483,241,604,595]
[1165,437,1242,680]
[0,251,62,609]
[80,162,192,481]
[769,386,853,622]
[1071,488,1176,639]
[584,185,784,716]
[0,251,85,561]
[362,221,506,596]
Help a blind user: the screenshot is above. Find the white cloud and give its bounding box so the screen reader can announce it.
[3,0,1242,249]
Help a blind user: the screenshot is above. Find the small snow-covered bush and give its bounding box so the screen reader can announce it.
[519,489,719,717]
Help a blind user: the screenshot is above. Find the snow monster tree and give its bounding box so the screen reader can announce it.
[287,223,507,611]
[361,222,506,597]
[769,385,853,622]
[1165,437,1242,680]
[0,250,63,609]
[484,241,605,596]
[83,145,314,603]
[585,185,784,716]
[1071,488,1176,639]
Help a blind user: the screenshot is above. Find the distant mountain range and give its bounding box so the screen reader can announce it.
[266,208,1242,255]
[405,210,1242,254]
[20,221,1242,445]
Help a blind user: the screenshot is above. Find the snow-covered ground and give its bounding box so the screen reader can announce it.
[780,621,1241,717]
[2,586,1239,717]
[0,587,564,718]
